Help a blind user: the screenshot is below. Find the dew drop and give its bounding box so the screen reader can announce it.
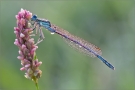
[51,32,55,34]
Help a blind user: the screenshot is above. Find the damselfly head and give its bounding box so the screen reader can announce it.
[31,15,37,21]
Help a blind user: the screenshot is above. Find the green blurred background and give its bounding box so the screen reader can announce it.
[0,0,135,90]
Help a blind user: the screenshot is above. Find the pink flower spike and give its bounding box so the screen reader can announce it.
[14,9,42,85]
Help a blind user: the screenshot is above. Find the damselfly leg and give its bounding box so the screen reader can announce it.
[31,21,45,45]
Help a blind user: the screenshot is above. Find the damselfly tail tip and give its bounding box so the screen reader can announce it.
[112,67,115,70]
[110,65,115,70]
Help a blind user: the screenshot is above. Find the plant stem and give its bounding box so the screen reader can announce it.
[35,82,39,90]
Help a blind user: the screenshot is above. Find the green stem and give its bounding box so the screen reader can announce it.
[32,76,39,90]
[35,82,39,90]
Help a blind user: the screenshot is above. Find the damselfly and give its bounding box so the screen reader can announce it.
[31,15,115,70]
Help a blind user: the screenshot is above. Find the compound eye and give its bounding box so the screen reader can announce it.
[31,15,37,21]
[33,15,37,18]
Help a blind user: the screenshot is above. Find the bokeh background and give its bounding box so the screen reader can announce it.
[0,0,135,90]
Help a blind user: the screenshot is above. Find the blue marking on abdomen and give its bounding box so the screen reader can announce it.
[47,27,56,32]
